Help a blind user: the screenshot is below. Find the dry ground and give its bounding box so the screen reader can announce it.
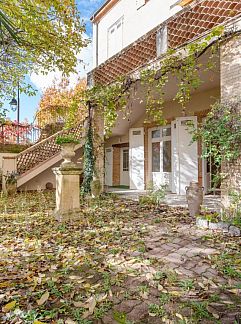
[0,192,240,324]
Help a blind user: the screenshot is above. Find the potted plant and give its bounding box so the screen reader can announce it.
[56,135,80,166]
[4,171,18,195]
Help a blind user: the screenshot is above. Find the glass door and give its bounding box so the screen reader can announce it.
[149,126,172,190]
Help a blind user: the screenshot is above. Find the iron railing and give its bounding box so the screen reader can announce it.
[0,123,41,145]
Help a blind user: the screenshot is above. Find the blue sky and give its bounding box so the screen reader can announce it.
[4,0,105,124]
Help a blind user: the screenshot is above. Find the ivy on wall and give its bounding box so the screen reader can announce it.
[81,122,95,196]
[191,99,241,185]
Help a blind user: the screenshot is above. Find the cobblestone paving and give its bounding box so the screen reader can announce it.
[97,208,241,324]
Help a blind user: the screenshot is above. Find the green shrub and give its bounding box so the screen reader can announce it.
[139,183,166,206]
[55,135,80,145]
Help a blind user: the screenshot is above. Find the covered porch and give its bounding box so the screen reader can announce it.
[104,48,221,197]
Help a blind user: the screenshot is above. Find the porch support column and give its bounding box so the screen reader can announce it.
[220,33,241,207]
[93,108,105,192]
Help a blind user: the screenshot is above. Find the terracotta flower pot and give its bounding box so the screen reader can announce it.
[186,181,204,217]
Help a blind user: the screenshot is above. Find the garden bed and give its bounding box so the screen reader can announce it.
[196,217,240,236]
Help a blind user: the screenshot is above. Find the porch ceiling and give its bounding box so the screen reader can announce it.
[111,52,220,137]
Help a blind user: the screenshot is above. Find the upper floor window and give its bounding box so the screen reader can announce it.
[107,17,123,58]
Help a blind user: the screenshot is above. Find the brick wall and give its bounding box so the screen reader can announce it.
[112,147,120,186]
[220,34,241,206]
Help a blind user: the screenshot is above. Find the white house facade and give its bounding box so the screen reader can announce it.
[91,0,182,67]
[89,0,241,195]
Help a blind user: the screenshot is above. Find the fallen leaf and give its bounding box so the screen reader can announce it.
[37,291,49,306]
[176,313,183,320]
[0,294,5,301]
[207,306,219,319]
[158,284,164,291]
[96,293,107,303]
[73,301,86,308]
[88,296,96,314]
[33,320,48,324]
[198,282,205,289]
[170,291,182,297]
[2,300,16,312]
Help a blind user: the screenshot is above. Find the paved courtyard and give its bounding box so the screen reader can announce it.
[100,209,240,323]
[108,188,221,211]
[0,193,240,323]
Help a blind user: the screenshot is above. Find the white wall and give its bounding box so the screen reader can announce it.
[0,153,18,170]
[93,0,181,67]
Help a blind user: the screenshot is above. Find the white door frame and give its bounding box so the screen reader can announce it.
[129,127,145,190]
[120,147,130,186]
[172,116,198,195]
[148,125,172,190]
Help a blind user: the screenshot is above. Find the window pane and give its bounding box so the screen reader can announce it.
[162,127,171,137]
[152,142,160,172]
[123,149,129,171]
[133,130,141,136]
[163,140,172,172]
[152,130,160,139]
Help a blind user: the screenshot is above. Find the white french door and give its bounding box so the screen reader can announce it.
[129,128,145,190]
[149,125,172,190]
[172,116,198,195]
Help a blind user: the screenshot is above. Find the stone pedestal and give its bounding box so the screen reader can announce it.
[2,156,17,194]
[53,165,82,220]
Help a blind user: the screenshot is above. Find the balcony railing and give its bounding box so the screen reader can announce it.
[90,0,241,85]
[0,123,41,145]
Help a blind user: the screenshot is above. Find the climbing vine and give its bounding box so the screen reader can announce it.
[139,26,223,124]
[82,26,226,132]
[191,99,241,183]
[81,122,95,197]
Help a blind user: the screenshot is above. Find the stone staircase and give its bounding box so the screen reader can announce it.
[15,124,84,189]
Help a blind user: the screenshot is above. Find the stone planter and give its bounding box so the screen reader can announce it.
[196,217,240,236]
[6,182,17,195]
[186,182,204,217]
[60,142,76,167]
